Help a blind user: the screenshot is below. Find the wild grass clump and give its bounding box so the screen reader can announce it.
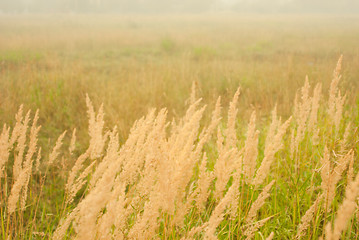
[1,56,358,239]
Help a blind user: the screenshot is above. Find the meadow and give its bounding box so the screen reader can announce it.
[1,14,359,239]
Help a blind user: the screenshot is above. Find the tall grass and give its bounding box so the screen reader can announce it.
[1,56,358,239]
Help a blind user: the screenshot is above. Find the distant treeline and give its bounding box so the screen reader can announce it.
[0,0,358,14]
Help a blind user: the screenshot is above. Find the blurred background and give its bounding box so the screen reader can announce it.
[0,0,359,14]
[0,0,358,147]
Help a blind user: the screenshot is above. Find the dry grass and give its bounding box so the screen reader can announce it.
[1,15,359,239]
[1,54,359,239]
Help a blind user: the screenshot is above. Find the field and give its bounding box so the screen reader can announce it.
[1,14,359,239]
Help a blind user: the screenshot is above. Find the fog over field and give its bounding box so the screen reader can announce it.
[1,0,359,14]
[2,0,359,239]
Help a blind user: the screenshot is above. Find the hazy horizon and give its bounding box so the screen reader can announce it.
[1,0,359,14]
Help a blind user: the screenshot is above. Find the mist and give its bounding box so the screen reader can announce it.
[0,0,358,14]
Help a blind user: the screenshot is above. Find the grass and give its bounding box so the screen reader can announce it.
[1,14,359,142]
[0,14,359,239]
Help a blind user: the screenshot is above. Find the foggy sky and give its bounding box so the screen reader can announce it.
[0,0,358,14]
